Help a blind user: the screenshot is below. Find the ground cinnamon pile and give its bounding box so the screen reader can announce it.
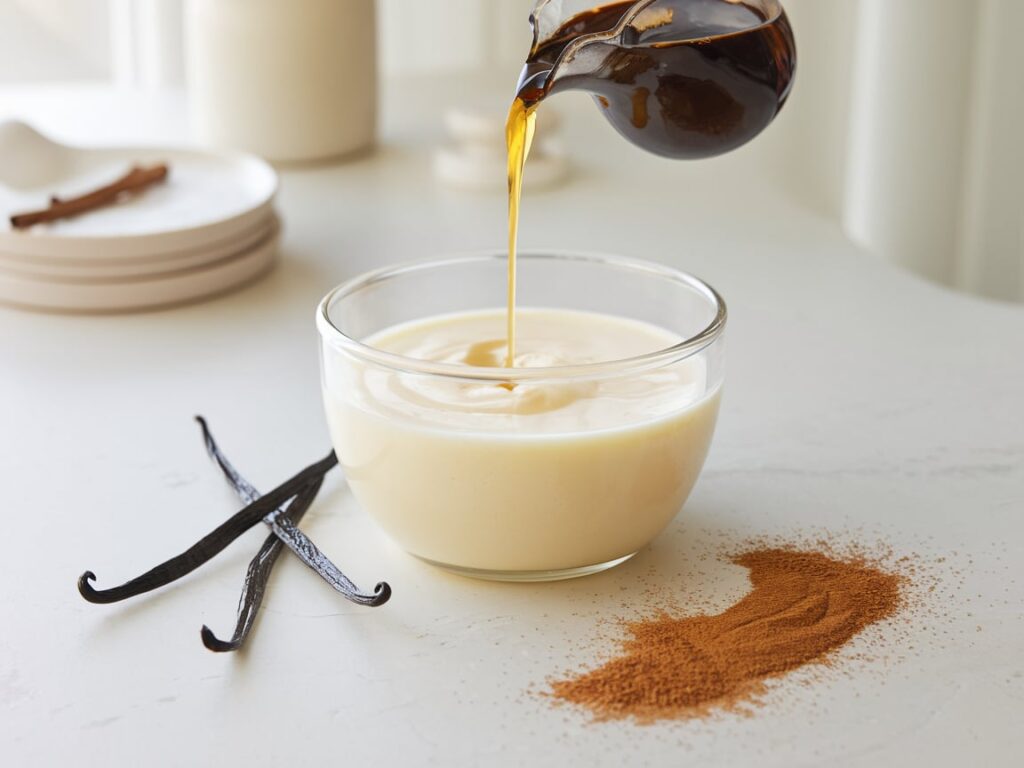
[550,547,903,722]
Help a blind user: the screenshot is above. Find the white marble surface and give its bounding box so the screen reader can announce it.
[1,82,1022,767]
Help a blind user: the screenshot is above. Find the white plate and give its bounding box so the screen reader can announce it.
[0,212,278,280]
[0,222,279,313]
[0,121,277,260]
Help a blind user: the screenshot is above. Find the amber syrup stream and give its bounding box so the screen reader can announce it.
[504,97,537,369]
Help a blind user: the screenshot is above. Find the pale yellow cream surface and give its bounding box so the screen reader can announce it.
[322,308,720,573]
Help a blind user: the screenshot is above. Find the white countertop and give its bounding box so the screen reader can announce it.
[2,82,1022,767]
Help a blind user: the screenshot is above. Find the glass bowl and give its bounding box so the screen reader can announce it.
[316,251,726,581]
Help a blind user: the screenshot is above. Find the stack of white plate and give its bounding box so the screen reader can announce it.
[0,121,280,313]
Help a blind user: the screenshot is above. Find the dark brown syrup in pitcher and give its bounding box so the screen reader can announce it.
[516,0,796,159]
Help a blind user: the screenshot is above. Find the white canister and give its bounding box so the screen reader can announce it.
[185,0,376,163]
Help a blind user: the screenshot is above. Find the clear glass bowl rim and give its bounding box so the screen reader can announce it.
[316,250,727,383]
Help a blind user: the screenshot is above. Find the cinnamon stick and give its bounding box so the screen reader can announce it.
[9,163,169,230]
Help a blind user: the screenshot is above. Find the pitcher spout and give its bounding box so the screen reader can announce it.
[518,0,661,104]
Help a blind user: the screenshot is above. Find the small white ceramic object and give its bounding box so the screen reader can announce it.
[0,121,278,260]
[0,221,279,313]
[445,102,563,145]
[433,101,569,191]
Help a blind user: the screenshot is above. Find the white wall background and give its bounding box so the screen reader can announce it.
[0,0,535,84]
[0,0,112,83]
[0,0,1021,301]
[379,0,534,76]
[769,0,1024,303]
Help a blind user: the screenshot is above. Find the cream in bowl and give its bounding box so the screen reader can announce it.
[317,252,725,581]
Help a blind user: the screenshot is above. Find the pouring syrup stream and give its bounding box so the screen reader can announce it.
[504,97,537,369]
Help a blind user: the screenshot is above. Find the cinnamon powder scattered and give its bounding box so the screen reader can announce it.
[549,547,904,722]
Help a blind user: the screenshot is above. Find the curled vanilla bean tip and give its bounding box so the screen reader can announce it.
[200,625,237,653]
[369,582,392,606]
[78,571,103,601]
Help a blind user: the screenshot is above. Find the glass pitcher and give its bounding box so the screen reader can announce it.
[517,0,796,159]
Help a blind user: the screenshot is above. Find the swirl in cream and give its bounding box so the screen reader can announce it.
[321,308,721,572]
